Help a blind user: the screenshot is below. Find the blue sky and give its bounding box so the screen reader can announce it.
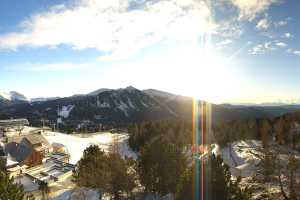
[0,0,300,104]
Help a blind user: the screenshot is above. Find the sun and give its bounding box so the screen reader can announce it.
[169,44,241,104]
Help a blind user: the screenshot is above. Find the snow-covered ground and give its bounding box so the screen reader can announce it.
[212,140,263,177]
[43,131,137,164]
[53,188,99,200]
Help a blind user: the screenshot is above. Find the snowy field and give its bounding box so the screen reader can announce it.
[43,131,137,164]
[217,140,263,177]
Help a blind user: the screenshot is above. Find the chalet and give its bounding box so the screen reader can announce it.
[4,134,52,167]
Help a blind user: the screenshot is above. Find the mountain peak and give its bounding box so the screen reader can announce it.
[88,88,112,96]
[124,86,137,91]
[0,91,28,102]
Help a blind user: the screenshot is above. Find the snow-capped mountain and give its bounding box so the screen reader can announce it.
[30,97,60,103]
[0,91,28,102]
[143,89,176,99]
[88,88,112,96]
[2,86,300,126]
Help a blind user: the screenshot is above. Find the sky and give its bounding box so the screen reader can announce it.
[0,0,300,104]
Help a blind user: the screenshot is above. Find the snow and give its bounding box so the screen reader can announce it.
[30,97,60,102]
[0,91,28,101]
[58,105,74,118]
[117,100,129,117]
[53,188,99,200]
[127,97,136,109]
[216,140,263,177]
[0,92,11,100]
[97,101,110,108]
[140,100,149,107]
[43,131,137,164]
[14,175,39,192]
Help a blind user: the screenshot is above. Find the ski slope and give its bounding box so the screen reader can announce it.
[43,131,137,164]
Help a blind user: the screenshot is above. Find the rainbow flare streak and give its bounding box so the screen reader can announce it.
[193,98,212,200]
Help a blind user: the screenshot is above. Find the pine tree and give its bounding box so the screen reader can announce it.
[107,153,136,200]
[260,119,272,147]
[275,118,285,144]
[0,157,25,200]
[260,148,276,182]
[278,154,300,200]
[38,181,50,200]
[137,138,187,196]
[175,154,251,200]
[73,145,110,197]
[74,145,136,199]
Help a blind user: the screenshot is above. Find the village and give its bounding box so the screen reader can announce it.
[0,118,136,199]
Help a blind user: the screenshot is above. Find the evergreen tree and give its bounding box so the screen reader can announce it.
[107,153,136,200]
[0,157,25,200]
[73,145,110,198]
[260,119,272,147]
[137,137,187,196]
[74,145,136,199]
[260,149,277,182]
[175,154,251,200]
[275,118,285,144]
[38,181,50,200]
[278,154,300,200]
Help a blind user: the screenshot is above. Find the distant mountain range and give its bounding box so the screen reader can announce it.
[0,91,28,102]
[1,87,300,125]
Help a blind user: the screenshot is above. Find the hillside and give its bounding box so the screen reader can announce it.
[1,87,300,127]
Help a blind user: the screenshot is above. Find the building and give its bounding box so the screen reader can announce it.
[25,158,75,184]
[0,119,29,128]
[51,142,67,153]
[4,134,52,167]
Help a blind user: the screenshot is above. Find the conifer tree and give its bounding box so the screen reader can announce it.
[175,154,251,200]
[137,137,187,196]
[0,157,25,200]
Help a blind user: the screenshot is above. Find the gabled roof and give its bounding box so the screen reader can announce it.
[8,134,50,147]
[23,134,50,146]
[4,143,32,163]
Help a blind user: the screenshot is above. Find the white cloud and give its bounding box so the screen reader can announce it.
[287,49,300,57]
[0,0,215,60]
[249,44,265,55]
[249,41,276,55]
[282,33,293,38]
[256,18,270,30]
[230,0,279,21]
[293,51,300,56]
[216,39,232,46]
[274,20,288,27]
[275,42,287,47]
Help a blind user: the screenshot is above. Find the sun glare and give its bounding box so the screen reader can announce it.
[170,45,241,104]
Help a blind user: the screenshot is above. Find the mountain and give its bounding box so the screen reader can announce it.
[0,87,178,124]
[0,91,28,102]
[30,97,60,103]
[143,89,176,99]
[1,87,300,127]
[88,88,112,96]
